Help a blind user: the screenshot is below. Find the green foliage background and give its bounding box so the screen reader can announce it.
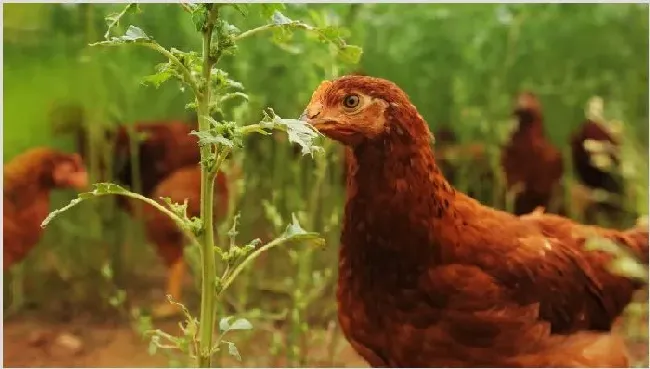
[3,3,648,367]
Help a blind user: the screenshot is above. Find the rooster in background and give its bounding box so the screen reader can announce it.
[501,91,564,215]
[301,75,648,367]
[4,148,89,270]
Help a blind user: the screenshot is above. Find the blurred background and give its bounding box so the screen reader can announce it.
[3,3,648,367]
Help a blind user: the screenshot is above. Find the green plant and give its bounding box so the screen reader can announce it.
[40,3,361,367]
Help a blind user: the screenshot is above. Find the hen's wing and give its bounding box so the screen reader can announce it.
[447,198,639,335]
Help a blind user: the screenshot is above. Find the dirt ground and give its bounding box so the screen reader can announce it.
[2,315,368,368]
[3,250,647,368]
[2,263,367,368]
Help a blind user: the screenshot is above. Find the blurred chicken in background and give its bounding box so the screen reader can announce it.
[570,97,627,225]
[4,148,89,270]
[501,91,564,215]
[49,103,231,317]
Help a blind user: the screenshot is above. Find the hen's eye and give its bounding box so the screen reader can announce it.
[343,94,360,109]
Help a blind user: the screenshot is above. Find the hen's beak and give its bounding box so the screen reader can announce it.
[299,107,331,131]
[299,110,309,123]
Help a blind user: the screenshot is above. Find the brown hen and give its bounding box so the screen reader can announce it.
[300,75,648,367]
[141,165,229,317]
[4,148,89,270]
[65,118,233,317]
[501,92,564,215]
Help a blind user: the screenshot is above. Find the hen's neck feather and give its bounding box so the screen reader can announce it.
[341,113,458,264]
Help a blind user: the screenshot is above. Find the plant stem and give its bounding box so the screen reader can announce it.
[197,5,220,367]
[234,24,275,41]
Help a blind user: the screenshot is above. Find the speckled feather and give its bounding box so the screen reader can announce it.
[303,76,648,367]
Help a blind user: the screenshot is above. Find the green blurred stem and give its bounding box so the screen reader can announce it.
[197,5,221,367]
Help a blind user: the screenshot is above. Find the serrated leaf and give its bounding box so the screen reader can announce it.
[227,342,241,361]
[190,129,235,148]
[42,183,132,227]
[191,5,208,31]
[228,318,253,331]
[141,62,176,88]
[276,117,323,156]
[338,44,363,64]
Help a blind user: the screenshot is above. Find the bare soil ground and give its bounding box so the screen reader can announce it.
[3,317,367,368]
[2,261,367,368]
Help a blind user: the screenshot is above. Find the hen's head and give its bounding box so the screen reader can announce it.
[300,75,431,147]
[49,151,89,190]
[513,91,542,125]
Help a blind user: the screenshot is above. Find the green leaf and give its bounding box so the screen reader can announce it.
[317,25,341,40]
[219,316,232,332]
[124,25,148,41]
[191,130,235,148]
[190,117,241,149]
[42,183,132,228]
[338,44,363,64]
[103,3,141,40]
[260,108,323,157]
[141,62,177,88]
[226,341,242,361]
[92,25,153,47]
[281,213,322,243]
[228,318,253,331]
[190,4,208,32]
[272,10,294,26]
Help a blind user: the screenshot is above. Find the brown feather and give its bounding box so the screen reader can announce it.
[3,148,88,270]
[501,92,564,215]
[302,75,645,367]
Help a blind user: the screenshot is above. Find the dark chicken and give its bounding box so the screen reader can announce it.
[301,75,648,367]
[501,92,564,215]
[570,119,624,223]
[4,148,89,270]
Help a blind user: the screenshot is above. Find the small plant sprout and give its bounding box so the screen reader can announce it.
[41,3,361,367]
